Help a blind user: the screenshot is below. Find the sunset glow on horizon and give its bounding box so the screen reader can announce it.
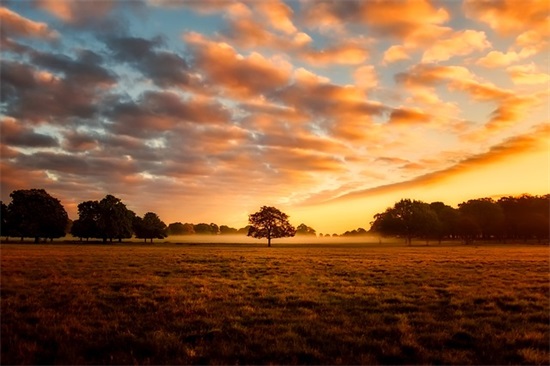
[1,0,548,234]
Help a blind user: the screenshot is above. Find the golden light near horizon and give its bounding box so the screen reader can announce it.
[0,0,548,233]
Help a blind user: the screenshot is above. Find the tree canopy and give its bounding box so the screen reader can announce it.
[5,189,68,243]
[248,206,296,247]
[134,212,167,243]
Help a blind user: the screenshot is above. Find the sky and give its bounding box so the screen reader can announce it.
[1,0,548,234]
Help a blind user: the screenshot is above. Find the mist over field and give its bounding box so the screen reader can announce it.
[153,234,387,246]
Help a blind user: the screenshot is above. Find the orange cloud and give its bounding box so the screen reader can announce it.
[382,45,410,64]
[476,50,521,68]
[303,0,449,41]
[463,0,549,36]
[184,32,292,99]
[421,29,490,63]
[0,7,58,39]
[353,65,378,90]
[506,63,550,85]
[389,107,431,125]
[301,42,369,66]
[312,123,550,204]
[36,0,114,24]
[253,0,297,35]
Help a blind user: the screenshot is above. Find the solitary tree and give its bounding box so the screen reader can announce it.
[247,206,296,247]
[134,212,167,243]
[7,189,68,243]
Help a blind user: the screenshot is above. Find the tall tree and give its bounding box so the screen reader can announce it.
[458,198,504,241]
[71,200,100,241]
[96,195,134,243]
[429,202,460,243]
[134,212,167,243]
[1,201,12,239]
[248,206,296,247]
[7,189,68,243]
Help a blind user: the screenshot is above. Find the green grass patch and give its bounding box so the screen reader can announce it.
[1,243,549,364]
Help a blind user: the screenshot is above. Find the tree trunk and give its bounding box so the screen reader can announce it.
[268,237,271,247]
[34,236,39,243]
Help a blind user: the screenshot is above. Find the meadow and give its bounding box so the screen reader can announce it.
[1,241,549,365]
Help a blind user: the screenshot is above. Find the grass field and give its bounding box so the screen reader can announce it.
[1,242,549,365]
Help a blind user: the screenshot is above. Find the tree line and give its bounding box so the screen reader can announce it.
[1,188,548,245]
[370,196,549,244]
[0,189,314,244]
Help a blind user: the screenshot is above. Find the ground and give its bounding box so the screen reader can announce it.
[1,242,549,364]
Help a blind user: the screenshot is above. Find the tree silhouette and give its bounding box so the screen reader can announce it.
[71,200,100,241]
[248,206,296,247]
[134,212,167,243]
[458,198,504,241]
[1,201,10,239]
[97,195,134,243]
[296,223,316,236]
[167,222,195,235]
[7,189,68,243]
[371,199,439,245]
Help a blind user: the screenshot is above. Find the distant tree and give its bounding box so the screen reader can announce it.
[7,189,68,243]
[296,223,316,236]
[237,225,252,235]
[1,201,12,239]
[429,202,460,244]
[96,195,134,243]
[248,206,296,247]
[134,212,167,243]
[371,199,439,245]
[194,223,213,235]
[498,194,550,242]
[220,225,239,235]
[71,200,100,241]
[458,198,504,241]
[342,228,368,237]
[167,222,185,236]
[167,222,195,236]
[210,223,219,235]
[457,217,480,244]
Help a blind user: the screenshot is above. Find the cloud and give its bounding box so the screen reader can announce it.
[106,90,232,138]
[382,45,410,64]
[0,47,117,124]
[0,117,59,148]
[354,65,378,90]
[301,42,369,66]
[273,73,387,140]
[184,32,292,99]
[0,6,58,39]
[35,0,115,25]
[476,50,521,68]
[463,0,548,36]
[301,0,449,41]
[104,36,192,88]
[312,123,550,204]
[253,0,297,35]
[388,107,431,125]
[506,63,550,85]
[421,29,490,63]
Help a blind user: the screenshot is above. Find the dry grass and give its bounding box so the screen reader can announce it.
[1,243,549,364]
